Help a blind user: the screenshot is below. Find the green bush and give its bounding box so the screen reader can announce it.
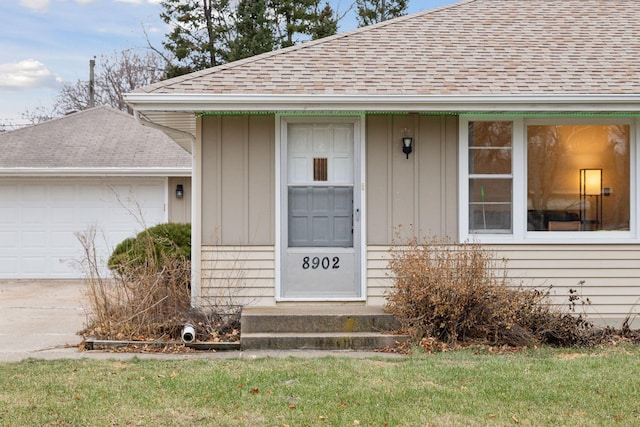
[108,223,191,273]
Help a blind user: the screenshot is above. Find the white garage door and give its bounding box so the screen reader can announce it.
[0,178,166,278]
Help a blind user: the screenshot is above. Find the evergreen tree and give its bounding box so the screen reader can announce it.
[311,2,338,40]
[160,0,234,78]
[227,0,275,62]
[159,0,339,77]
[268,0,335,48]
[356,0,408,27]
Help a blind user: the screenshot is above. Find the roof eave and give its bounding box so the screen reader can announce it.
[0,168,192,177]
[124,94,640,113]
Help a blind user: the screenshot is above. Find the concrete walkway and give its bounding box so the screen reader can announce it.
[0,280,404,362]
[0,280,88,362]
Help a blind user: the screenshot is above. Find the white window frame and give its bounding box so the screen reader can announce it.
[460,115,637,244]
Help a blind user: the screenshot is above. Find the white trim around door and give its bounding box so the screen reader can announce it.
[275,115,366,301]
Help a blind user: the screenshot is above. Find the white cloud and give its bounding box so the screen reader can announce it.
[0,60,62,90]
[19,0,50,10]
[115,0,163,4]
[20,0,96,11]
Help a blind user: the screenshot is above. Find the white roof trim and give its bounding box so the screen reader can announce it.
[125,94,640,112]
[0,168,192,177]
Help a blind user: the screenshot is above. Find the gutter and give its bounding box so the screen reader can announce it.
[124,94,640,113]
[0,168,192,177]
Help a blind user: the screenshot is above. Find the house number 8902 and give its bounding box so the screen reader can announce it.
[302,256,340,270]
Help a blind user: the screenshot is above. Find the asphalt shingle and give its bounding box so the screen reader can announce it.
[134,0,640,97]
[0,107,191,169]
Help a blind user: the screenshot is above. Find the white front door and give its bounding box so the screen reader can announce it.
[281,120,361,299]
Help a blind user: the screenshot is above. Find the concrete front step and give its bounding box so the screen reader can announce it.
[241,306,400,334]
[240,306,409,350]
[241,332,409,350]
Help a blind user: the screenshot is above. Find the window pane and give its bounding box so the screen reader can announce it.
[469,204,512,232]
[313,158,328,181]
[469,122,513,147]
[470,178,512,203]
[527,124,630,232]
[469,122,512,174]
[468,121,513,234]
[469,148,511,174]
[469,178,512,232]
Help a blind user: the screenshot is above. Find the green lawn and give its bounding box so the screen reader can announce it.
[1,345,639,426]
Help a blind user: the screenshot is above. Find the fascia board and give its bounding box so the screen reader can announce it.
[124,94,640,112]
[0,168,192,177]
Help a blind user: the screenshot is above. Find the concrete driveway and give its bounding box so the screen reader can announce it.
[0,280,87,362]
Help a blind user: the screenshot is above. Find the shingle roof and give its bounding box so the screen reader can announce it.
[135,0,640,96]
[0,106,191,169]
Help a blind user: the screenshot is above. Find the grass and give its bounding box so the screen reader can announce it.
[1,345,639,426]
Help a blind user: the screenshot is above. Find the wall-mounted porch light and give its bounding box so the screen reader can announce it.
[402,137,413,159]
[176,184,184,199]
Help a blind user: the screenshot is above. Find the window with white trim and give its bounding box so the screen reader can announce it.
[468,121,513,233]
[527,123,630,232]
[462,117,633,240]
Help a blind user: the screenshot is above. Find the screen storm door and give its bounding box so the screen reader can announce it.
[281,121,361,299]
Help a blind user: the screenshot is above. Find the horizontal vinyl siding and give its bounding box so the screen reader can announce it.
[498,245,640,326]
[367,245,640,327]
[366,246,395,306]
[201,245,276,307]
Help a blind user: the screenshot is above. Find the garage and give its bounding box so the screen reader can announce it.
[0,106,192,279]
[0,178,166,278]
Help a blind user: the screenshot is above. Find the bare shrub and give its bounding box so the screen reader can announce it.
[77,226,242,343]
[385,235,594,347]
[77,229,191,340]
[77,227,191,340]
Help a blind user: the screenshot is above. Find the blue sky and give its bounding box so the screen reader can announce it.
[0,0,455,129]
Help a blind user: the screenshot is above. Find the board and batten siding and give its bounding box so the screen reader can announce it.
[366,114,459,243]
[195,113,640,326]
[200,114,275,245]
[198,115,276,306]
[367,245,640,327]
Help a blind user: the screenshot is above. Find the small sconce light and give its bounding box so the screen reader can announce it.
[402,135,413,159]
[175,184,184,199]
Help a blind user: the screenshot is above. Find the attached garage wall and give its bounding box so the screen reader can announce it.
[0,177,166,278]
[168,176,191,224]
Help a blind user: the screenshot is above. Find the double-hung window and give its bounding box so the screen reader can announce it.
[467,121,513,234]
[461,117,633,241]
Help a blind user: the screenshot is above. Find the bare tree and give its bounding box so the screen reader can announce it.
[95,49,166,113]
[19,105,59,126]
[21,49,167,123]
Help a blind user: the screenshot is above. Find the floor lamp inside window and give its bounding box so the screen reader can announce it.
[580,168,602,231]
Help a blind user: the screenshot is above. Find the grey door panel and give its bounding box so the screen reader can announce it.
[288,186,353,247]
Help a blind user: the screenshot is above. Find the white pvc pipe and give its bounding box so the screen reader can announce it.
[181,324,195,343]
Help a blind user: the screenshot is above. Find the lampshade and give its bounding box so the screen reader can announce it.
[581,169,602,196]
